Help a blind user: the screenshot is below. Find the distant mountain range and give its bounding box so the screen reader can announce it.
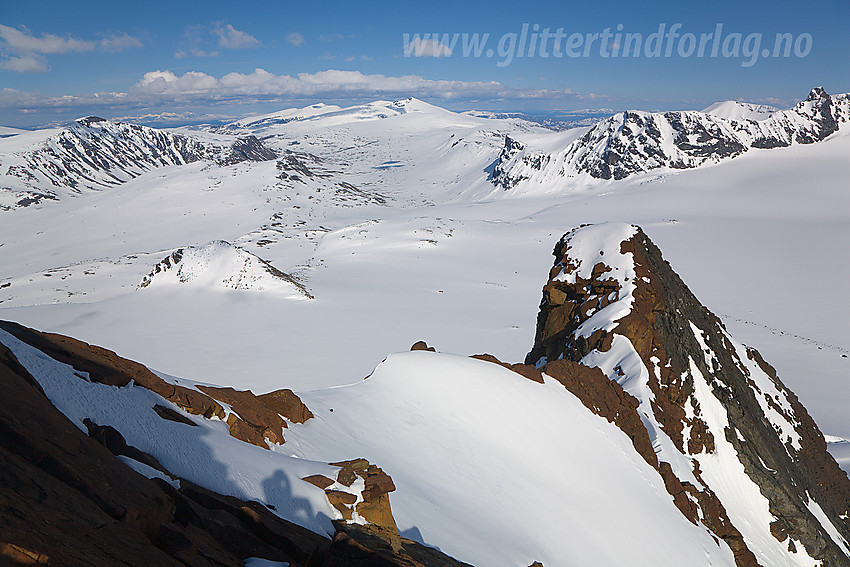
[491,87,849,189]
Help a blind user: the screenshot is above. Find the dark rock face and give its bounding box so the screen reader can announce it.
[225,135,279,163]
[1,119,278,209]
[491,88,850,188]
[320,523,474,567]
[525,224,850,566]
[0,342,177,566]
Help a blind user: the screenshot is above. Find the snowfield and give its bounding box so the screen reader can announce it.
[1,94,849,565]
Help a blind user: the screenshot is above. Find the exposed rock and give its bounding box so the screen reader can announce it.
[328,459,398,533]
[525,224,850,566]
[152,404,198,427]
[0,118,279,209]
[224,135,279,164]
[138,241,312,299]
[492,88,850,188]
[410,341,436,352]
[0,320,227,421]
[318,522,475,567]
[198,385,289,446]
[326,491,358,520]
[470,353,543,383]
[258,388,315,424]
[0,323,481,567]
[0,320,315,451]
[83,418,173,477]
[302,475,336,490]
[542,358,656,468]
[0,341,179,566]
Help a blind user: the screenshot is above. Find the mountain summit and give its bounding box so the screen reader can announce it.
[491,87,850,189]
[526,223,850,566]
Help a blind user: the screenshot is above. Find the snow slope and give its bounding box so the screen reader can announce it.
[527,222,850,566]
[288,351,738,567]
[702,101,780,121]
[0,325,738,567]
[0,91,847,466]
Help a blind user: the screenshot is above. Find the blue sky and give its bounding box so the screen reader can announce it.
[1,0,848,127]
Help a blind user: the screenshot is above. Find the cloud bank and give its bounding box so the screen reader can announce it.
[1,68,581,117]
[0,24,142,72]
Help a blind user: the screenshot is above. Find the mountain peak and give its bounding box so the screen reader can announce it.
[526,222,850,566]
[75,115,107,125]
[807,86,830,101]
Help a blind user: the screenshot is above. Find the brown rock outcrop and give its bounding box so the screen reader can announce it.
[524,225,850,567]
[0,320,314,451]
[327,459,399,533]
[470,353,544,383]
[0,320,226,421]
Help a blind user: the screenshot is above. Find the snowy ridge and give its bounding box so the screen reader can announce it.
[229,97,456,132]
[0,116,277,210]
[0,326,341,536]
[526,222,850,567]
[492,87,850,191]
[139,240,311,298]
[702,101,780,121]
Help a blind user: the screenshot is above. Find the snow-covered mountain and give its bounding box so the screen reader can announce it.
[0,116,277,210]
[702,101,780,121]
[491,87,849,189]
[2,223,848,566]
[525,223,850,567]
[138,241,312,299]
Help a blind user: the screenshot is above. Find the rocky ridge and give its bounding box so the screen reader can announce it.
[2,221,850,566]
[0,117,278,210]
[0,321,466,566]
[524,223,850,566]
[491,87,850,188]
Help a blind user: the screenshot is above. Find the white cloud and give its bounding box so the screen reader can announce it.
[0,24,95,54]
[407,38,452,57]
[287,32,305,47]
[175,22,259,58]
[0,24,143,73]
[0,68,585,121]
[100,33,144,52]
[134,70,219,95]
[0,53,48,72]
[213,24,259,49]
